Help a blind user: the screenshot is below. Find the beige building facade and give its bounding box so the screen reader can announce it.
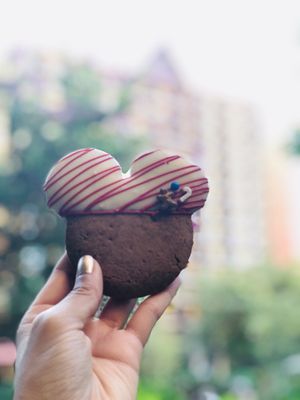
[106,51,267,269]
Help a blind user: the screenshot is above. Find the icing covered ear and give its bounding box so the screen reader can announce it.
[44,148,209,216]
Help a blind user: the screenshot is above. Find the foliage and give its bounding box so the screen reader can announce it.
[0,382,13,400]
[176,266,300,399]
[139,320,186,399]
[287,129,300,155]
[0,56,147,340]
[138,381,185,400]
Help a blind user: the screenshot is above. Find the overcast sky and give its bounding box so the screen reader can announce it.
[1,0,300,143]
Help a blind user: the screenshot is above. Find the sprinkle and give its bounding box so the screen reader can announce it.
[170,181,180,192]
[179,186,193,203]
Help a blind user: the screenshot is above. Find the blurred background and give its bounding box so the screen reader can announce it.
[1,1,300,399]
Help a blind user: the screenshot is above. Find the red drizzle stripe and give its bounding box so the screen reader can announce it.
[61,177,125,214]
[185,179,208,186]
[142,181,206,211]
[185,192,209,204]
[45,154,109,191]
[189,188,210,196]
[60,209,193,217]
[44,149,94,189]
[86,165,198,211]
[59,166,120,214]
[189,180,209,188]
[129,177,206,211]
[85,164,197,211]
[59,148,93,162]
[141,200,206,214]
[48,157,115,206]
[64,156,182,213]
[132,150,156,163]
[183,200,207,209]
[124,179,208,206]
[184,192,209,203]
[113,167,201,212]
[131,155,180,176]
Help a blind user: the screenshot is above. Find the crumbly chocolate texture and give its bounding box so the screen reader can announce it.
[66,214,193,299]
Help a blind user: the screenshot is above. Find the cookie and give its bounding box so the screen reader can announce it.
[44,148,209,298]
[66,214,193,298]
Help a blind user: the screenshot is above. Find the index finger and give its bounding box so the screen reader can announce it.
[126,277,181,346]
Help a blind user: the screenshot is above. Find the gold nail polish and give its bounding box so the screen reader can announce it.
[77,255,94,275]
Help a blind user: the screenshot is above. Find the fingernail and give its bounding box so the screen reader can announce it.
[77,255,94,276]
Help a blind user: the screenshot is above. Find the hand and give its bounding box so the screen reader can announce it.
[13,254,180,400]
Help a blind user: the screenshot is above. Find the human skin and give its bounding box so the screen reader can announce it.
[13,254,180,400]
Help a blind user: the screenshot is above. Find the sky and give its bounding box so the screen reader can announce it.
[1,0,300,144]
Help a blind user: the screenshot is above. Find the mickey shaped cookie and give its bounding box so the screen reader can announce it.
[44,148,209,298]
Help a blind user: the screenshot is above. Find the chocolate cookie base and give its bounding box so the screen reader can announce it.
[66,214,193,299]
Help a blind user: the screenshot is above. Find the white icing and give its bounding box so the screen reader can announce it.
[44,148,209,215]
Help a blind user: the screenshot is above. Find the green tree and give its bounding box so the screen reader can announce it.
[0,54,146,340]
[178,267,300,399]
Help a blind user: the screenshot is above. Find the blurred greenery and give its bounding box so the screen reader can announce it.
[0,58,147,340]
[0,382,13,400]
[140,266,300,400]
[288,129,300,155]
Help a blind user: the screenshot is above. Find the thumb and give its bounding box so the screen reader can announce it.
[58,255,103,328]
